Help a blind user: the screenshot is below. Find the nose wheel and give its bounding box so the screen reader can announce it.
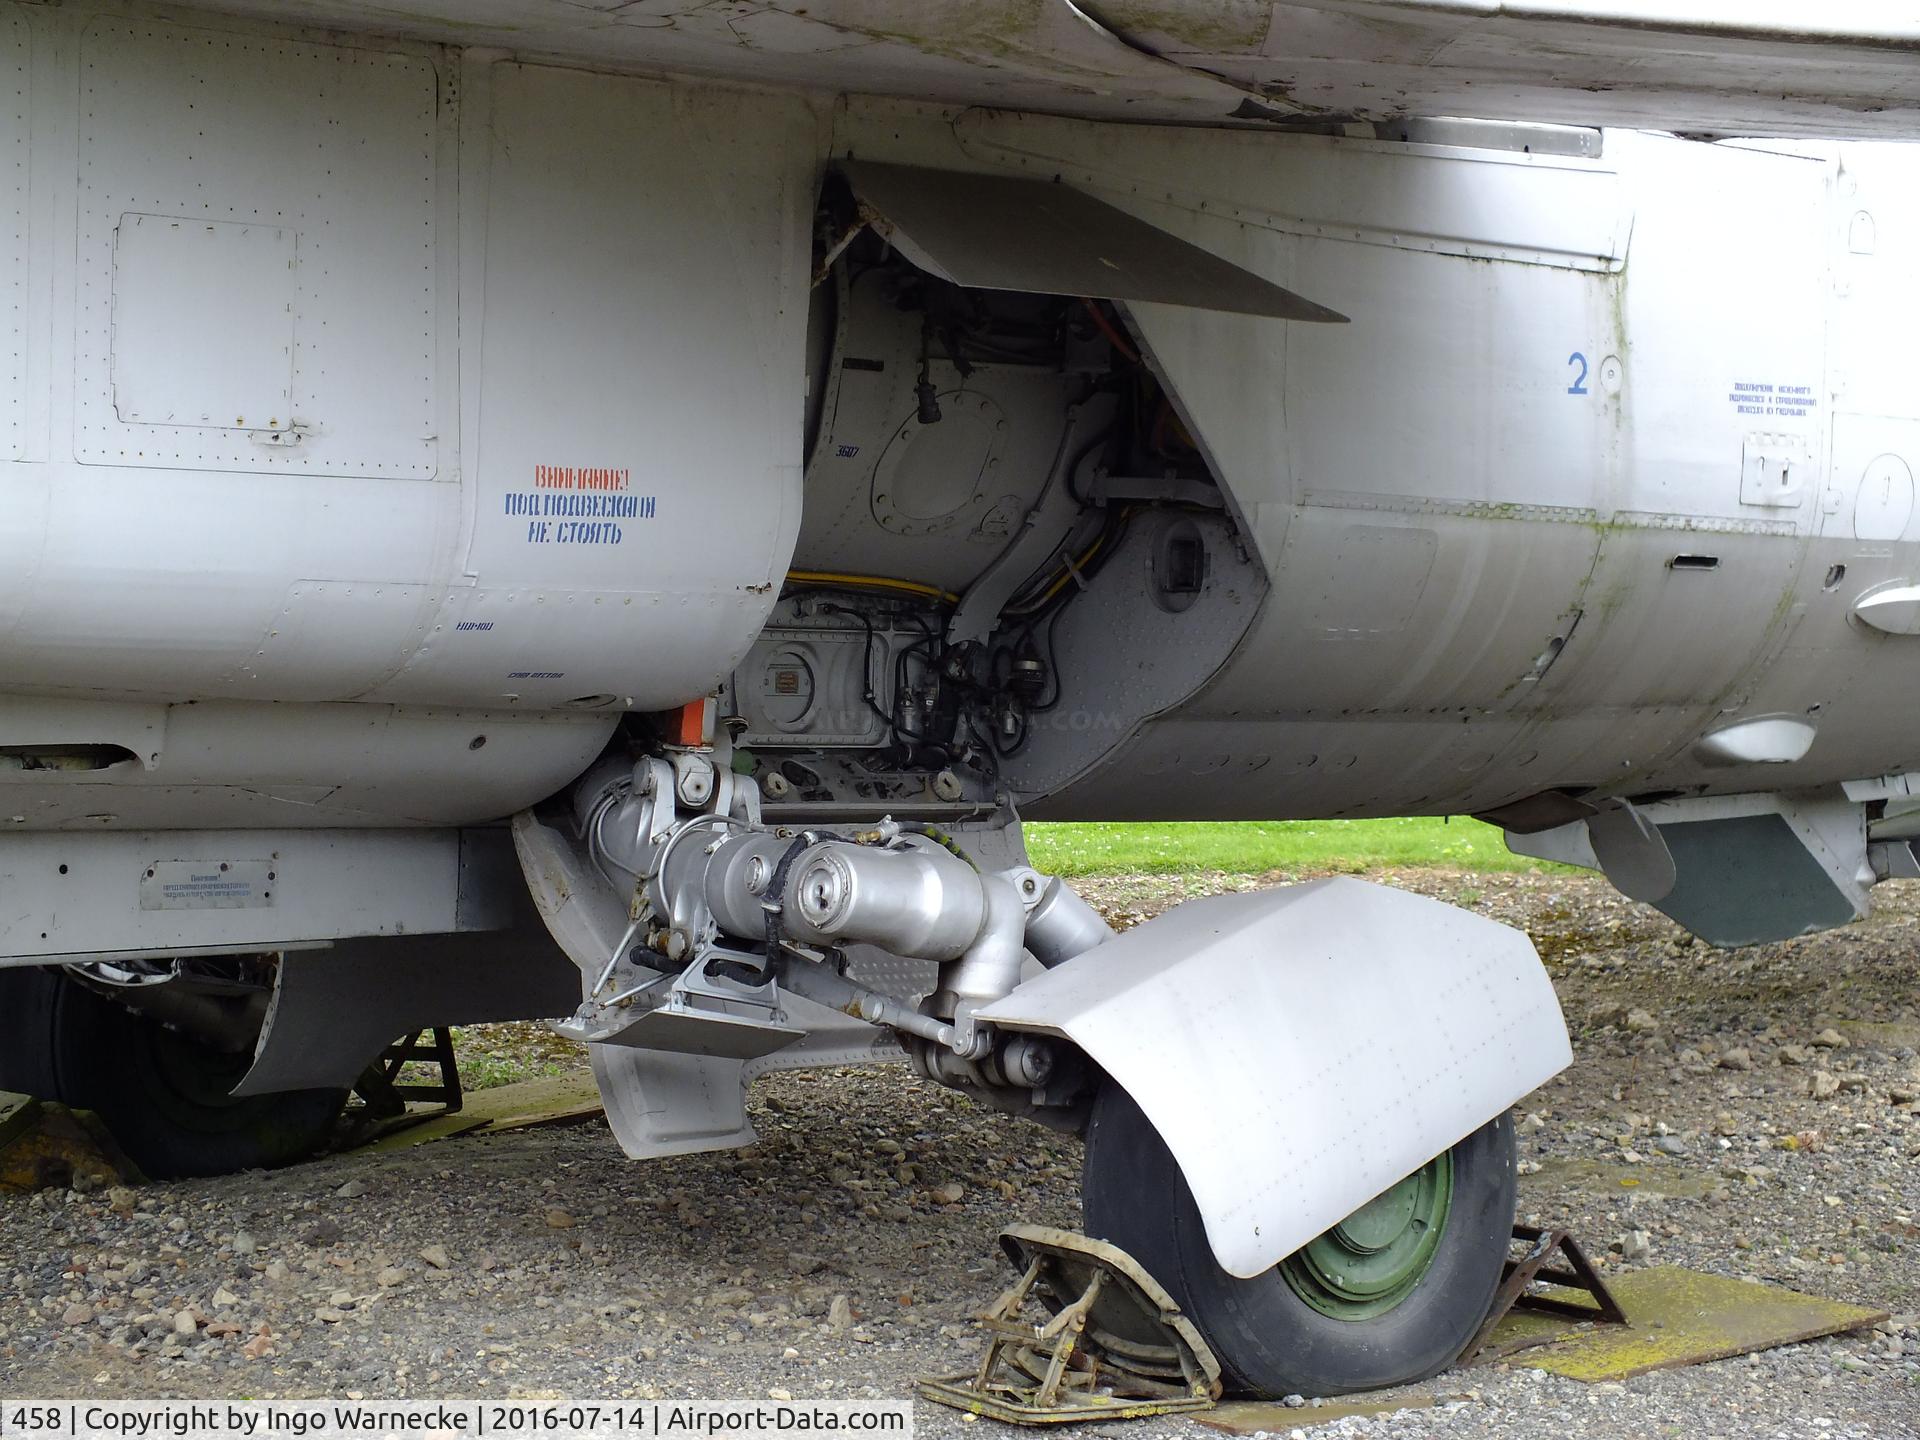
[1082,1081,1516,1398]
[1280,1151,1453,1320]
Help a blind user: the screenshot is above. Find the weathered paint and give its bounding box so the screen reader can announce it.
[151,0,1920,136]
[1493,1267,1886,1383]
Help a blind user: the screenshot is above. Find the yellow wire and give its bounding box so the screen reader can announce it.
[1015,531,1112,612]
[784,569,960,605]
[790,506,1132,614]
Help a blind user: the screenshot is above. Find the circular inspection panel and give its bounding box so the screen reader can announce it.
[871,392,1006,537]
[1854,453,1915,542]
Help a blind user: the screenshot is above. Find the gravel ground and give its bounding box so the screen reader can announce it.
[1,866,1915,1440]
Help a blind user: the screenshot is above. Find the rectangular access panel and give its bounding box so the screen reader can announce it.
[75,17,439,478]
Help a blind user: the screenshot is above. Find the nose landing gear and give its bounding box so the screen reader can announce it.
[1082,1082,1518,1399]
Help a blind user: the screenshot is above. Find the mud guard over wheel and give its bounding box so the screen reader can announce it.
[1084,1080,1517,1396]
[976,876,1566,1277]
[973,875,1560,1394]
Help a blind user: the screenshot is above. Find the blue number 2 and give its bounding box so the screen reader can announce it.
[1566,351,1589,395]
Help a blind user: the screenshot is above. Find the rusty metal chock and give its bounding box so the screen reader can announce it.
[1467,1223,1629,1362]
[918,1224,1222,1424]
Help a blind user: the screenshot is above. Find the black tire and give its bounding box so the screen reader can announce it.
[0,964,64,1101]
[1083,1080,1515,1398]
[0,965,346,1179]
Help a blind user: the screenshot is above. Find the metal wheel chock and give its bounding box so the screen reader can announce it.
[351,1027,465,1122]
[1466,1223,1629,1362]
[918,1224,1222,1425]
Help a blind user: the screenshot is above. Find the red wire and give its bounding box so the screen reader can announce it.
[1080,298,1140,363]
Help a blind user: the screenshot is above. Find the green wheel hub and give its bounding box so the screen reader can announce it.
[1279,1153,1454,1320]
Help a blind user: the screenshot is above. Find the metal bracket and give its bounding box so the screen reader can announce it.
[351,1027,463,1121]
[946,396,1116,646]
[1466,1224,1629,1363]
[555,947,806,1060]
[918,1224,1220,1425]
[1085,472,1225,509]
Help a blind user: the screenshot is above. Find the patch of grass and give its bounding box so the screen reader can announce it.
[1025,817,1576,879]
[448,1023,585,1090]
[453,1051,571,1091]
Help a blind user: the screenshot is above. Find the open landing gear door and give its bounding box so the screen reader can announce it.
[834,160,1348,323]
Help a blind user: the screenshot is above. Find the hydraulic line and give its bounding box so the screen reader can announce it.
[785,570,959,605]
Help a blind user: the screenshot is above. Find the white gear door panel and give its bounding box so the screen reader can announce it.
[75,18,437,478]
[979,878,1571,1277]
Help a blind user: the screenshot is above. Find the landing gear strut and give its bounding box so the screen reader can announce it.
[538,747,1563,1399]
